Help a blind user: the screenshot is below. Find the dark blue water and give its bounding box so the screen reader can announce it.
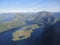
[0,21,45,45]
[0,27,45,45]
[0,20,60,45]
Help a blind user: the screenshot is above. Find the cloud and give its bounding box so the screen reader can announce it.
[0,7,60,13]
[0,8,39,13]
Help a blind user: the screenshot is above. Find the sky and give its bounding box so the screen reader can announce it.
[0,0,60,13]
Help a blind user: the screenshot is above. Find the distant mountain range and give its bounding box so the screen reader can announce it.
[0,11,60,32]
[0,11,60,22]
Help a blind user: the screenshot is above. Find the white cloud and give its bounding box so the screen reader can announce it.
[0,7,60,13]
[0,8,40,13]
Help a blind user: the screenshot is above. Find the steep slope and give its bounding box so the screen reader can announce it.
[33,11,58,27]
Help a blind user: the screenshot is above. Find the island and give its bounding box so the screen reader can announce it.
[12,24,39,41]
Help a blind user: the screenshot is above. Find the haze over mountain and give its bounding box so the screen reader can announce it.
[34,11,58,24]
[0,11,59,32]
[0,11,60,45]
[0,0,60,45]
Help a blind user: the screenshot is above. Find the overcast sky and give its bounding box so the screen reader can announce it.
[0,0,60,13]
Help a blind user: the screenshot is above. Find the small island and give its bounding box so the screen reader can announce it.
[12,24,39,41]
